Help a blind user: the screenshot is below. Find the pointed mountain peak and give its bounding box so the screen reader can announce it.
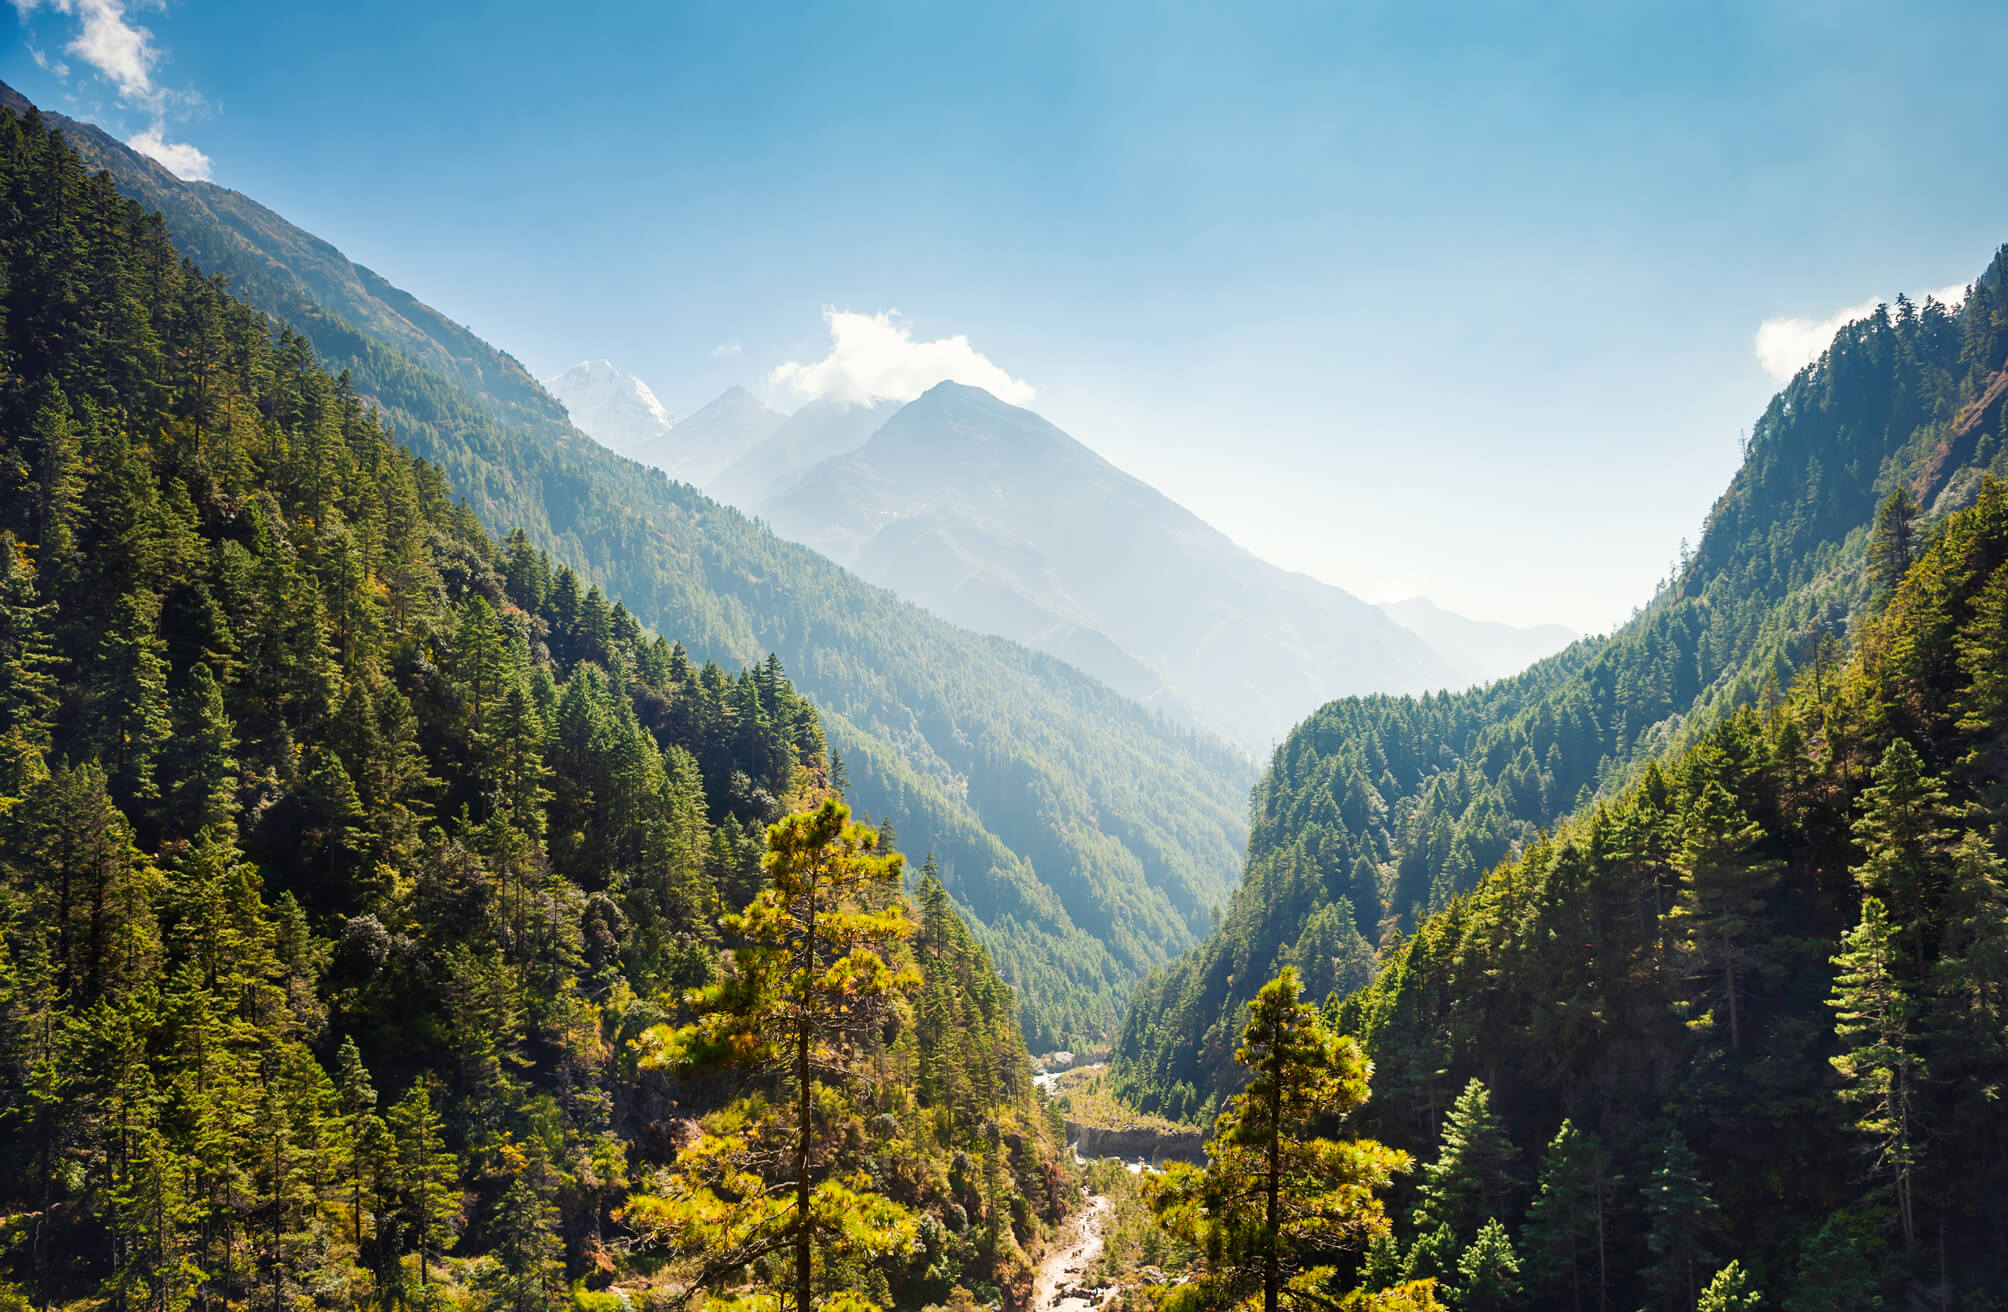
[544,359,673,453]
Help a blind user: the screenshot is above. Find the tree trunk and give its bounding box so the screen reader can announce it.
[1265,1066,1281,1312]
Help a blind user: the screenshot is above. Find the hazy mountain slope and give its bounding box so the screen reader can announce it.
[545,357,675,460]
[1378,596,1578,686]
[1116,267,2001,1117]
[668,384,786,487]
[761,381,1462,752]
[4,86,1255,1047]
[707,395,897,509]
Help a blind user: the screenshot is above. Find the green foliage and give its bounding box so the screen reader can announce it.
[1411,1079,1518,1242]
[1697,1261,1762,1312]
[1148,968,1409,1312]
[1452,1218,1520,1312]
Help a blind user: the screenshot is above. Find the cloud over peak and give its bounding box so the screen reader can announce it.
[771,309,1035,407]
[1755,282,1969,382]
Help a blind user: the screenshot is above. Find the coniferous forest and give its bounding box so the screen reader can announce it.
[0,109,1065,1310]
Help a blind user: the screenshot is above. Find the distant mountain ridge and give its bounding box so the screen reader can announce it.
[757,381,1465,751]
[1377,596,1578,686]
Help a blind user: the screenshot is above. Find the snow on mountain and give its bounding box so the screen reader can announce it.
[545,359,674,459]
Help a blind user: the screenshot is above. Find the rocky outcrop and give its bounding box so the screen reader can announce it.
[1066,1121,1205,1166]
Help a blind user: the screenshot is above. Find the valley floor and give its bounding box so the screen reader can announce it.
[1031,1192,1112,1312]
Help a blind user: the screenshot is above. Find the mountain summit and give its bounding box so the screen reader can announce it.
[545,358,674,458]
[761,380,1462,749]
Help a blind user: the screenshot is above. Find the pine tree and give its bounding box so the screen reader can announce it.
[1640,1130,1721,1312]
[0,532,58,797]
[1827,897,1923,1255]
[1929,832,2008,1113]
[1780,1216,1882,1312]
[1699,1261,1763,1312]
[1148,967,1413,1312]
[630,801,920,1311]
[1454,1218,1521,1312]
[1523,1118,1616,1312]
[388,1081,459,1290]
[1851,739,1954,976]
[1412,1078,1519,1241]
[1669,780,1781,1050]
[164,660,237,836]
[1866,488,1921,598]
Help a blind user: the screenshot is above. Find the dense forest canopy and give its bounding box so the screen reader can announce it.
[0,81,1259,1052]
[1115,248,2008,1119]
[0,107,1066,1311]
[1330,472,2008,1307]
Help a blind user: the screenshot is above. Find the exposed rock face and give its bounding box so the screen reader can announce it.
[1066,1121,1205,1165]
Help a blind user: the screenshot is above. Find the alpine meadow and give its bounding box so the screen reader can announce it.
[3,4,2008,1311]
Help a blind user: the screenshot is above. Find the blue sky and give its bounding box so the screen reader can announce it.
[7,0,2005,632]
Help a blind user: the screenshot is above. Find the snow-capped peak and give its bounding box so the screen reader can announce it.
[544,359,673,455]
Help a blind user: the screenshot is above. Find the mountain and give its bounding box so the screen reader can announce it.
[707,394,898,509]
[544,357,675,461]
[759,381,1464,751]
[0,85,1255,1048]
[1377,596,1578,686]
[0,107,1064,1305]
[1115,261,2000,1119]
[667,384,786,487]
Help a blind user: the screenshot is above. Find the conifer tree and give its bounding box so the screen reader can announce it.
[1454,1218,1521,1312]
[1669,780,1781,1050]
[1412,1078,1519,1241]
[1698,1261,1762,1312]
[1851,739,1953,976]
[1148,967,1414,1312]
[1640,1130,1721,1312]
[630,801,920,1311]
[1523,1118,1615,1312]
[1867,488,1921,598]
[388,1081,459,1290]
[1827,897,1923,1255]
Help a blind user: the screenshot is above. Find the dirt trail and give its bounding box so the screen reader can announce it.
[1030,1192,1112,1311]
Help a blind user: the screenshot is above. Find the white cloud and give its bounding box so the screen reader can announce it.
[771,309,1036,407]
[1755,282,1970,381]
[711,341,742,357]
[13,0,162,101]
[127,121,211,180]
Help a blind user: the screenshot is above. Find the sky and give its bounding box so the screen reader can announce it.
[7,1,2007,634]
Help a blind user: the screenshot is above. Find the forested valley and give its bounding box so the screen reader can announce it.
[7,64,2008,1312]
[0,108,1067,1311]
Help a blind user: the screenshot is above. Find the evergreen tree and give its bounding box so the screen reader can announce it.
[1698,1261,1762,1312]
[1523,1118,1615,1312]
[1669,780,1781,1050]
[1454,1218,1521,1312]
[1640,1130,1721,1312]
[388,1081,459,1290]
[1851,739,1954,976]
[1827,897,1923,1255]
[1412,1078,1519,1241]
[630,801,920,1311]
[1866,488,1921,598]
[1149,967,1413,1312]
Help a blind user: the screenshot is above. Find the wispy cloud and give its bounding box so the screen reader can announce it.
[711,341,742,358]
[12,0,214,180]
[1755,282,1970,381]
[771,309,1035,407]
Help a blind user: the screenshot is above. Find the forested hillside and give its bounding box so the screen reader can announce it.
[0,108,1066,1310]
[0,83,1259,1049]
[1332,474,2008,1307]
[1117,248,2008,1118]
